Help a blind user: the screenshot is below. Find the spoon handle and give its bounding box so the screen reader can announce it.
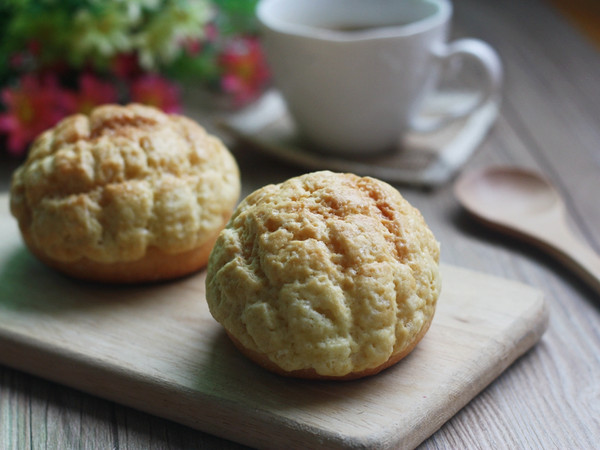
[538,219,600,295]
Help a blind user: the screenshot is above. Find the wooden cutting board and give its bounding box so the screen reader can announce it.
[0,195,548,449]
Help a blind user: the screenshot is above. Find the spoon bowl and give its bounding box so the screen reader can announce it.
[455,166,600,294]
[457,167,559,218]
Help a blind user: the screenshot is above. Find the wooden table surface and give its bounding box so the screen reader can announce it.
[1,0,599,448]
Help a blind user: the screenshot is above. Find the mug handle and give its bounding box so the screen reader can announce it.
[409,38,503,133]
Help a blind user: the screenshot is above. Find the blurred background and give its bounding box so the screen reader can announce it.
[0,0,269,161]
[0,0,598,179]
[549,0,600,48]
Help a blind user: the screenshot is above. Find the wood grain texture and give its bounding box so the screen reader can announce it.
[0,0,599,448]
[0,194,547,449]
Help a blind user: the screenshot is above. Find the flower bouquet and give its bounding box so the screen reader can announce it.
[0,0,270,157]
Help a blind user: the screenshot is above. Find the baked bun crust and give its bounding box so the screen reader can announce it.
[206,171,441,380]
[10,103,240,283]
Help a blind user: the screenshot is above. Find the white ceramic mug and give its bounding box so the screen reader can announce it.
[257,0,503,156]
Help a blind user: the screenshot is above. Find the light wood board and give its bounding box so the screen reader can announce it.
[0,195,548,449]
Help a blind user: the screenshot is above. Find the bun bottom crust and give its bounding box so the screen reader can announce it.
[225,314,434,381]
[20,229,223,284]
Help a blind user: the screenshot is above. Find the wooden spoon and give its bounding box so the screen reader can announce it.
[454,166,600,294]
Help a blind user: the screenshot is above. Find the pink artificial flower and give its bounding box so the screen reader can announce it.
[183,38,203,56]
[9,52,27,70]
[204,23,219,42]
[27,39,42,57]
[75,74,119,115]
[129,74,181,113]
[111,53,143,80]
[0,75,75,156]
[218,36,270,105]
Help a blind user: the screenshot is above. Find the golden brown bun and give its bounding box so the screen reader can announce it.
[225,316,433,381]
[20,228,222,284]
[10,103,240,283]
[206,171,441,380]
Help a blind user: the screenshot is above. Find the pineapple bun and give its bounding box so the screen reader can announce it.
[10,103,240,283]
[206,170,441,380]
